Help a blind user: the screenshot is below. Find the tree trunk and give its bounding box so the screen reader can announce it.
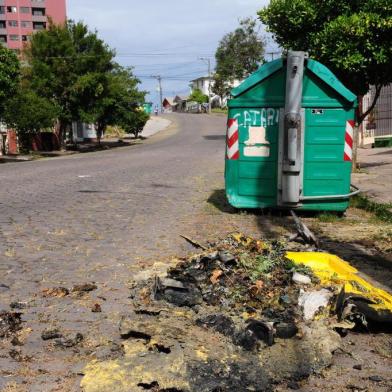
[57,121,68,151]
[96,124,104,146]
[18,132,31,154]
[352,84,383,172]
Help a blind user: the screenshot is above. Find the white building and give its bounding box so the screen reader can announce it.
[72,122,98,142]
[189,76,214,96]
[189,75,243,108]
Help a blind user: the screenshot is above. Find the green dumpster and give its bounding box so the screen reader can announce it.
[143,102,153,115]
[225,51,357,212]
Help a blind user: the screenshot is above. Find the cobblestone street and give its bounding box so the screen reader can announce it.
[0,114,229,391]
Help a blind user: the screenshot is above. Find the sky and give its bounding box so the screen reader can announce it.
[67,0,276,105]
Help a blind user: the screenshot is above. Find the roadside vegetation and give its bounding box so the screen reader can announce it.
[350,194,392,224]
[0,20,148,152]
[212,18,265,108]
[259,0,392,167]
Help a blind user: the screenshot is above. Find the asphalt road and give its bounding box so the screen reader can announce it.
[0,113,227,391]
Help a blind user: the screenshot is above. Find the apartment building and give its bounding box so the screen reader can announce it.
[0,0,66,155]
[0,0,66,51]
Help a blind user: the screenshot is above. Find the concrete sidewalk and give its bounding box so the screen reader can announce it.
[141,115,172,138]
[352,147,392,204]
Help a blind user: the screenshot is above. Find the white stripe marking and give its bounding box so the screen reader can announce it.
[346,122,354,139]
[344,144,352,159]
[227,121,238,138]
[227,141,239,159]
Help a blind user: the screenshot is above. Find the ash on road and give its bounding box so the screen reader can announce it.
[0,114,391,391]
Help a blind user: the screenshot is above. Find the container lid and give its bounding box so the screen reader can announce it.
[231,58,357,105]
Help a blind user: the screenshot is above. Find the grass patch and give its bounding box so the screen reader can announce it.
[350,194,392,223]
[104,125,126,139]
[317,212,344,223]
[211,108,228,115]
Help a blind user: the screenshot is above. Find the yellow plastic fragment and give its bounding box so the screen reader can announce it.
[286,252,392,313]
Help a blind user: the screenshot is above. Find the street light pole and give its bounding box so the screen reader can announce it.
[151,75,163,113]
[199,57,212,114]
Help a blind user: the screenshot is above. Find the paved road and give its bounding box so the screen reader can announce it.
[0,114,227,391]
[353,147,392,204]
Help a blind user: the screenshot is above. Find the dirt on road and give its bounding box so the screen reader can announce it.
[0,114,391,391]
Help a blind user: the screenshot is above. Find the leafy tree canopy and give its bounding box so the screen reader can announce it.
[215,18,265,83]
[0,46,20,117]
[259,0,392,121]
[24,20,115,140]
[188,88,209,104]
[212,73,232,107]
[93,65,148,140]
[3,87,59,134]
[3,85,59,152]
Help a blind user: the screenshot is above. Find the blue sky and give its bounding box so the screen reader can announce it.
[67,0,275,105]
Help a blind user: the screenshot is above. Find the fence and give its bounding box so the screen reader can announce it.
[361,85,392,145]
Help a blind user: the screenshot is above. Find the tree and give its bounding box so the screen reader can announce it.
[24,20,115,147]
[212,73,231,108]
[118,109,149,139]
[258,0,392,124]
[93,65,148,142]
[0,46,20,118]
[188,88,208,104]
[3,86,59,153]
[214,18,265,84]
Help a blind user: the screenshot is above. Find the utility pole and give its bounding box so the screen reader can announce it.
[199,57,212,114]
[151,75,163,113]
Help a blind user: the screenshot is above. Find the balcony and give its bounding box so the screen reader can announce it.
[33,21,46,31]
[32,14,47,22]
[31,0,46,6]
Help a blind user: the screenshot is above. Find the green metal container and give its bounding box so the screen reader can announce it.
[225,56,357,212]
[143,102,153,115]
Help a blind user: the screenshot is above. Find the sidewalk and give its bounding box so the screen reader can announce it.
[141,115,172,138]
[352,147,392,204]
[0,117,172,163]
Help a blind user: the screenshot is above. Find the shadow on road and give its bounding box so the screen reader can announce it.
[203,135,226,140]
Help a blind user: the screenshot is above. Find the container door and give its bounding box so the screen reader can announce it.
[228,108,280,208]
[303,108,352,205]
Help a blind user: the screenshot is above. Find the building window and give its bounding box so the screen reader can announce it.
[8,20,18,27]
[9,35,20,41]
[0,35,7,43]
[20,7,30,14]
[32,8,46,16]
[22,35,30,42]
[0,21,5,29]
[0,6,5,14]
[7,6,17,13]
[21,21,32,28]
[33,22,46,30]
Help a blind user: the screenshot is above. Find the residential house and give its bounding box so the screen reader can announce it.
[189,76,213,96]
[173,96,188,112]
[189,75,242,108]
[162,97,175,112]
